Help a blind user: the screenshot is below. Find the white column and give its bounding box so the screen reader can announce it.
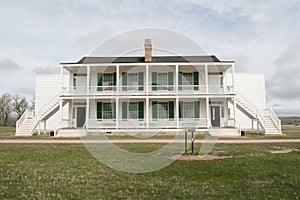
[87,65,90,95]
[233,97,237,127]
[68,101,73,127]
[146,97,149,128]
[231,63,235,93]
[86,98,89,129]
[60,66,64,94]
[116,98,119,129]
[205,64,208,94]
[116,65,120,94]
[206,97,210,128]
[175,64,179,94]
[146,64,149,95]
[176,97,179,128]
[59,98,63,129]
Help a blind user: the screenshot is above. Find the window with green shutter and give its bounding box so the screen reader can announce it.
[113,72,116,90]
[97,73,102,91]
[138,72,144,91]
[179,101,183,119]
[193,72,199,90]
[194,101,200,118]
[168,72,173,91]
[112,102,116,119]
[152,72,157,91]
[178,72,183,91]
[138,102,144,120]
[122,72,127,91]
[168,101,174,120]
[152,101,157,119]
[97,102,102,120]
[122,102,127,120]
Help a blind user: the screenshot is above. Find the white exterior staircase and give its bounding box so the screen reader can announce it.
[233,92,282,135]
[15,94,64,135]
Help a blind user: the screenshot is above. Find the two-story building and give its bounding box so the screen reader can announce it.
[16,39,282,136]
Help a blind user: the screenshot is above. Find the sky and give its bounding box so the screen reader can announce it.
[0,0,300,116]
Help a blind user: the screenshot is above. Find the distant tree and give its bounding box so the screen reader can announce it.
[0,93,12,126]
[12,95,28,120]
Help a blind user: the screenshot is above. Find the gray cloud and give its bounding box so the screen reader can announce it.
[33,66,60,74]
[267,42,300,100]
[0,58,21,71]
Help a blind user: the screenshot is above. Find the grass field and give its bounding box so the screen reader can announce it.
[1,143,300,199]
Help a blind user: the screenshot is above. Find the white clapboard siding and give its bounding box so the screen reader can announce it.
[35,74,69,130]
[229,73,266,129]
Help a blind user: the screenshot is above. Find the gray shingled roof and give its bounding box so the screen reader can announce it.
[61,55,233,65]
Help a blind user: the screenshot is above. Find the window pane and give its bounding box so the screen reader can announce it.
[127,73,138,90]
[158,102,168,118]
[103,103,113,119]
[157,73,168,90]
[183,102,194,118]
[103,74,113,90]
[128,102,138,119]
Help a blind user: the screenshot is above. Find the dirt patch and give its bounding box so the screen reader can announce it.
[270,149,293,154]
[174,155,234,161]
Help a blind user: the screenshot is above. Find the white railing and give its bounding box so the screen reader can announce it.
[179,118,208,128]
[30,93,60,134]
[62,84,234,95]
[236,91,266,132]
[16,109,34,132]
[264,107,281,132]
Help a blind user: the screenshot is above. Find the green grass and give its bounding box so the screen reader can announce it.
[1,143,300,199]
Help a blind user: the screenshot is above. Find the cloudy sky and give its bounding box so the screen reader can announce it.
[0,0,299,116]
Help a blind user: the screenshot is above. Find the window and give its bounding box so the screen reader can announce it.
[182,73,193,85]
[157,73,168,90]
[179,72,199,90]
[128,102,138,119]
[103,103,113,119]
[127,73,138,90]
[103,74,113,91]
[183,102,194,118]
[158,102,168,118]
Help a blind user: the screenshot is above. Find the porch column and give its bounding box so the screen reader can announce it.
[205,64,208,93]
[175,64,179,94]
[59,98,63,129]
[233,97,237,127]
[146,64,149,95]
[60,66,64,94]
[176,97,179,128]
[231,63,235,93]
[206,97,210,128]
[146,97,149,128]
[87,65,90,95]
[116,65,120,94]
[68,101,73,127]
[86,98,89,129]
[116,98,119,129]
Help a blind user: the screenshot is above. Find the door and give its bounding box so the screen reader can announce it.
[76,107,86,128]
[211,106,220,127]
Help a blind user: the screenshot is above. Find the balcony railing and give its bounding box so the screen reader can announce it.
[62,84,234,95]
[84,118,208,129]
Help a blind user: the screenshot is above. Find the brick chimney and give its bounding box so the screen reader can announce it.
[144,39,152,62]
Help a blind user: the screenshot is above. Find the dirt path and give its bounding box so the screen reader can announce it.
[1,139,300,144]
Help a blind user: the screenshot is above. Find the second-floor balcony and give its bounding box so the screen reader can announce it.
[62,84,234,96]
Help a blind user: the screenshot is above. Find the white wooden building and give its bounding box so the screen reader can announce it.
[16,39,282,136]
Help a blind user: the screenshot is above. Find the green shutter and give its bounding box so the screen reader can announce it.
[179,72,183,91]
[97,102,102,120]
[122,72,127,91]
[122,102,127,120]
[152,72,157,91]
[168,101,174,120]
[113,72,117,91]
[168,72,173,90]
[179,101,183,119]
[97,73,102,91]
[138,72,144,91]
[194,101,200,118]
[152,101,157,119]
[194,72,199,90]
[112,102,116,119]
[138,102,144,120]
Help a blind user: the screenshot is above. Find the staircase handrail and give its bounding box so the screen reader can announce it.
[236,91,266,132]
[16,109,32,132]
[265,107,281,132]
[30,93,60,133]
